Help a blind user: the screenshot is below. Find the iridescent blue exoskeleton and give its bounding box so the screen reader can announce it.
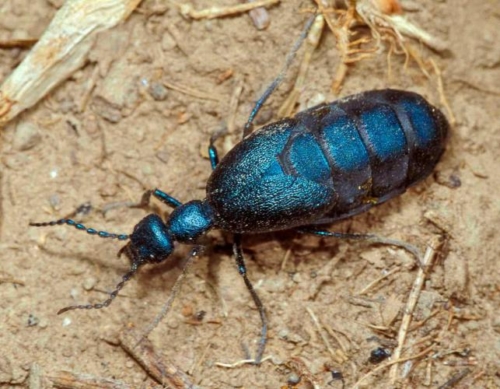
[30,88,448,362]
[30,21,448,364]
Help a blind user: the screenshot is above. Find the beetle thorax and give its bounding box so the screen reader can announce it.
[167,200,215,243]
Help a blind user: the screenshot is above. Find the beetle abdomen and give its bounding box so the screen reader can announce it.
[207,89,448,233]
[313,89,448,221]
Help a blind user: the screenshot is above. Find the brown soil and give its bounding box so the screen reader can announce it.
[1,1,500,388]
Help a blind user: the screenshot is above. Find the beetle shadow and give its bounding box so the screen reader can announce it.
[206,195,413,272]
[35,243,129,273]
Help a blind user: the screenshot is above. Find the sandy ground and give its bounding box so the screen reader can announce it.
[1,0,500,388]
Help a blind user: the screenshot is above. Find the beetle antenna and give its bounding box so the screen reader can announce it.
[243,14,317,137]
[57,263,139,315]
[30,219,129,241]
[139,245,203,340]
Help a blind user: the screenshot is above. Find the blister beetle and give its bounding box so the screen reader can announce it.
[31,88,448,362]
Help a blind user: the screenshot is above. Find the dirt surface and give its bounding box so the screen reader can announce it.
[1,0,500,388]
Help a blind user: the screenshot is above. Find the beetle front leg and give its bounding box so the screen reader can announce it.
[118,189,182,213]
[151,189,182,208]
[208,127,229,170]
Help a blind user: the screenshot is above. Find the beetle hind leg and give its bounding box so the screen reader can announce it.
[297,227,423,266]
[233,233,268,364]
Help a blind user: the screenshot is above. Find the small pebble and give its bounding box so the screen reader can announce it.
[278,329,289,339]
[182,305,194,317]
[148,82,169,101]
[13,122,42,151]
[59,98,76,114]
[292,272,303,283]
[492,316,500,333]
[155,150,169,164]
[330,370,344,382]
[287,373,301,385]
[92,97,122,123]
[161,32,177,51]
[448,174,462,188]
[83,277,97,291]
[194,310,206,321]
[369,347,391,364]
[306,92,326,109]
[248,5,270,30]
[62,317,72,327]
[70,288,79,299]
[49,194,61,211]
[38,318,48,329]
[27,314,39,327]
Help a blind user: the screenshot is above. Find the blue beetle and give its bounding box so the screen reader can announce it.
[31,88,448,363]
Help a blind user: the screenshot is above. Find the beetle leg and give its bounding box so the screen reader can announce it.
[277,13,325,118]
[297,227,376,240]
[208,135,221,171]
[233,233,268,364]
[243,15,316,139]
[151,188,182,208]
[208,126,230,170]
[101,189,182,216]
[297,227,423,265]
[126,189,182,211]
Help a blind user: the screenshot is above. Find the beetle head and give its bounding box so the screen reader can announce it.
[119,213,174,268]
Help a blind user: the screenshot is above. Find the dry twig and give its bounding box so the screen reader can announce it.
[178,0,280,20]
[119,330,198,389]
[355,266,400,295]
[215,355,273,368]
[388,235,444,384]
[306,307,348,364]
[46,370,132,389]
[279,0,450,105]
[163,80,225,103]
[0,0,142,126]
[0,39,37,48]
